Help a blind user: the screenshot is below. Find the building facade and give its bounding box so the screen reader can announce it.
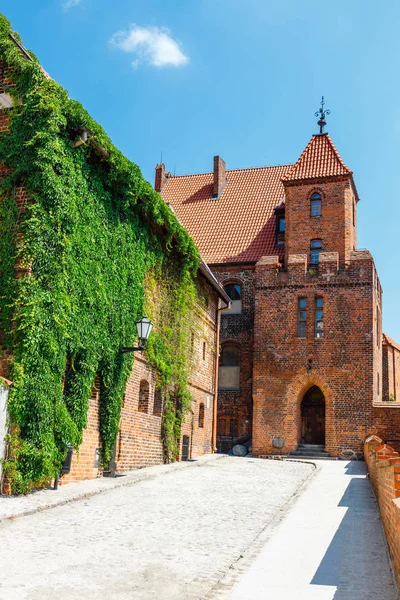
[158,131,400,458]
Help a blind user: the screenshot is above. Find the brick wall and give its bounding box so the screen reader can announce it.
[252,250,378,458]
[364,434,400,591]
[284,178,357,269]
[211,264,255,452]
[382,337,400,401]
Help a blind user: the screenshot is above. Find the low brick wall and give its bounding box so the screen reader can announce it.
[364,434,400,590]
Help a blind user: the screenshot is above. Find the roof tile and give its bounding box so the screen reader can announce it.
[283,134,352,181]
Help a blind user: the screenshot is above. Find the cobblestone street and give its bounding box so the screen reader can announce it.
[0,456,312,600]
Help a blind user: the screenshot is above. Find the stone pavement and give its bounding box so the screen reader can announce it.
[0,455,313,600]
[219,460,399,600]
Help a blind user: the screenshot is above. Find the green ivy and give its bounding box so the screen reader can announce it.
[0,15,201,493]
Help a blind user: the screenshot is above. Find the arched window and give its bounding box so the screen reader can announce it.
[223,283,242,314]
[218,344,240,389]
[310,193,322,217]
[138,380,149,413]
[198,403,205,428]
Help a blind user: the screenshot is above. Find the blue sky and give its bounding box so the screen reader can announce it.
[4,0,400,339]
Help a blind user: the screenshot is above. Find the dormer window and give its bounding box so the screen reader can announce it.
[275,205,285,247]
[310,239,322,264]
[310,193,322,217]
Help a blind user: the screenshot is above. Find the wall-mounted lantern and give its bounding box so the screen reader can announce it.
[121,315,153,353]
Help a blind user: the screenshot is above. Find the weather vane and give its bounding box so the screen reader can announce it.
[315,96,330,134]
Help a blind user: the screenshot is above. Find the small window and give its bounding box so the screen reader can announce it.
[310,239,322,265]
[315,297,324,338]
[298,298,307,338]
[153,389,163,416]
[310,193,322,217]
[276,216,285,246]
[203,341,206,360]
[138,380,149,413]
[224,283,242,314]
[198,403,205,428]
[220,345,239,366]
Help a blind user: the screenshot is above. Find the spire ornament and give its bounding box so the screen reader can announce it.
[315,96,330,134]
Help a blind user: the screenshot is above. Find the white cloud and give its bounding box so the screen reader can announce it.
[109,24,189,68]
[62,0,81,9]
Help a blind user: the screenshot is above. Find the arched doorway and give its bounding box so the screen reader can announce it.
[301,386,325,445]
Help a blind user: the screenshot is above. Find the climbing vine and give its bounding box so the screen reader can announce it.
[0,15,200,493]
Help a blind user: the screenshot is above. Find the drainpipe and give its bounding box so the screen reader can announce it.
[212,298,230,452]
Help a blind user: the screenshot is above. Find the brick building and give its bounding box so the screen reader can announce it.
[0,28,230,492]
[158,127,400,458]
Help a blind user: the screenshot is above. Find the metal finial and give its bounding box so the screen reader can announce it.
[314,96,331,134]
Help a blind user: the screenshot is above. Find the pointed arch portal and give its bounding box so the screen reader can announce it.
[301,386,325,445]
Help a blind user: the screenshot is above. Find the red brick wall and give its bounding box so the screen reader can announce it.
[382,341,400,402]
[373,406,400,452]
[252,250,378,458]
[211,264,254,452]
[60,375,103,484]
[364,435,400,591]
[284,178,357,269]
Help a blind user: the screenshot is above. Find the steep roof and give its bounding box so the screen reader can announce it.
[161,165,291,264]
[283,133,352,182]
[383,334,400,352]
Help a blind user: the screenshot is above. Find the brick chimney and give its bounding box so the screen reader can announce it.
[155,163,167,192]
[212,156,227,199]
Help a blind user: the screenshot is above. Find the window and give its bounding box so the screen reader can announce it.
[153,389,163,416]
[310,193,322,217]
[198,403,205,428]
[310,239,322,265]
[138,380,149,413]
[276,216,285,246]
[203,341,206,360]
[224,283,242,314]
[218,344,240,389]
[315,297,324,338]
[298,298,307,338]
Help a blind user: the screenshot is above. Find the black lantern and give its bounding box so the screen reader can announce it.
[121,315,153,353]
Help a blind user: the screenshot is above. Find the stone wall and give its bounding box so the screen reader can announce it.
[364,434,400,591]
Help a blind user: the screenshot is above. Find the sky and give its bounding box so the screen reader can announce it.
[3,0,400,338]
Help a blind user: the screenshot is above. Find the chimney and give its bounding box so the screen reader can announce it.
[155,163,167,192]
[212,155,227,199]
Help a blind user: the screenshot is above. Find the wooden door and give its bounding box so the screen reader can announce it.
[302,403,325,444]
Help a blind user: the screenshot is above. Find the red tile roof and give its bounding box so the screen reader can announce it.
[161,134,354,264]
[283,134,352,182]
[161,165,291,264]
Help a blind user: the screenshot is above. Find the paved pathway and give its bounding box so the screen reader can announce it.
[0,456,312,600]
[222,460,398,600]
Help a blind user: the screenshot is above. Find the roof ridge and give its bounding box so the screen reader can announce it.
[167,163,293,179]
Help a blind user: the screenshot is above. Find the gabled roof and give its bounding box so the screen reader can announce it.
[283,134,352,182]
[161,165,291,264]
[383,334,400,352]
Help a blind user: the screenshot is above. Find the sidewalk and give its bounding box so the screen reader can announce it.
[0,452,225,523]
[222,460,398,600]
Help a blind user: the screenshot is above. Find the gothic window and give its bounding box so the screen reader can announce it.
[220,345,239,367]
[315,297,324,338]
[310,193,322,217]
[198,403,205,428]
[298,298,307,338]
[138,380,149,413]
[223,283,242,314]
[310,239,322,265]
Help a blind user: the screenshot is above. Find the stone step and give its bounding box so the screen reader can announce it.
[286,455,337,461]
[297,444,325,449]
[290,449,331,456]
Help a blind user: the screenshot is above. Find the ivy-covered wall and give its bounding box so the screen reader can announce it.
[0,15,203,494]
